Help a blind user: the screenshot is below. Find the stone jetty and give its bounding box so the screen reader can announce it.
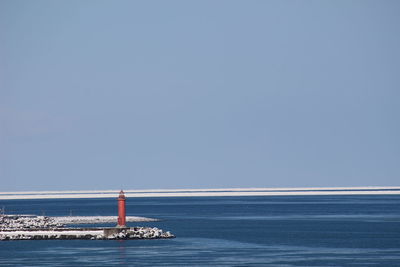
[0,215,175,241]
[0,226,174,241]
[0,191,175,241]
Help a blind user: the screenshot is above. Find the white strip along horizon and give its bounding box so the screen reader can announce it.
[0,187,400,200]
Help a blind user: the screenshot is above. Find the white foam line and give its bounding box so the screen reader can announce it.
[53,216,157,223]
[0,189,399,199]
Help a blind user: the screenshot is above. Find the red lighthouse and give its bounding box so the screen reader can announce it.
[117,190,126,227]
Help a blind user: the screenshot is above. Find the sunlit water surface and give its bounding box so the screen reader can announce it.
[1,195,399,266]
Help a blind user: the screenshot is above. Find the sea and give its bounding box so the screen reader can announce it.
[1,195,399,266]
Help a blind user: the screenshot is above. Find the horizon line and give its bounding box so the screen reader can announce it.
[1,186,400,200]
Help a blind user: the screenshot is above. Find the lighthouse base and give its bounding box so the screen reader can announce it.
[104,227,127,237]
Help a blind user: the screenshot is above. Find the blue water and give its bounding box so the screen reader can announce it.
[1,195,400,266]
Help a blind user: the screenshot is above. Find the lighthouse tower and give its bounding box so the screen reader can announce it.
[117,190,126,227]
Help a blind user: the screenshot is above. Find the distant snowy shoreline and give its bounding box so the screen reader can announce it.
[0,187,400,200]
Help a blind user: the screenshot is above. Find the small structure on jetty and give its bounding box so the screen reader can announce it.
[0,191,175,241]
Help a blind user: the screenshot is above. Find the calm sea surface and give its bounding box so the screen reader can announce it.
[1,195,399,266]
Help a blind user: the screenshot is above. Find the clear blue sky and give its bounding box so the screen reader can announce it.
[1,0,399,191]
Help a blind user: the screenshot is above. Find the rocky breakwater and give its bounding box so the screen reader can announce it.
[0,215,64,230]
[0,227,175,241]
[0,215,175,241]
[104,227,174,240]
